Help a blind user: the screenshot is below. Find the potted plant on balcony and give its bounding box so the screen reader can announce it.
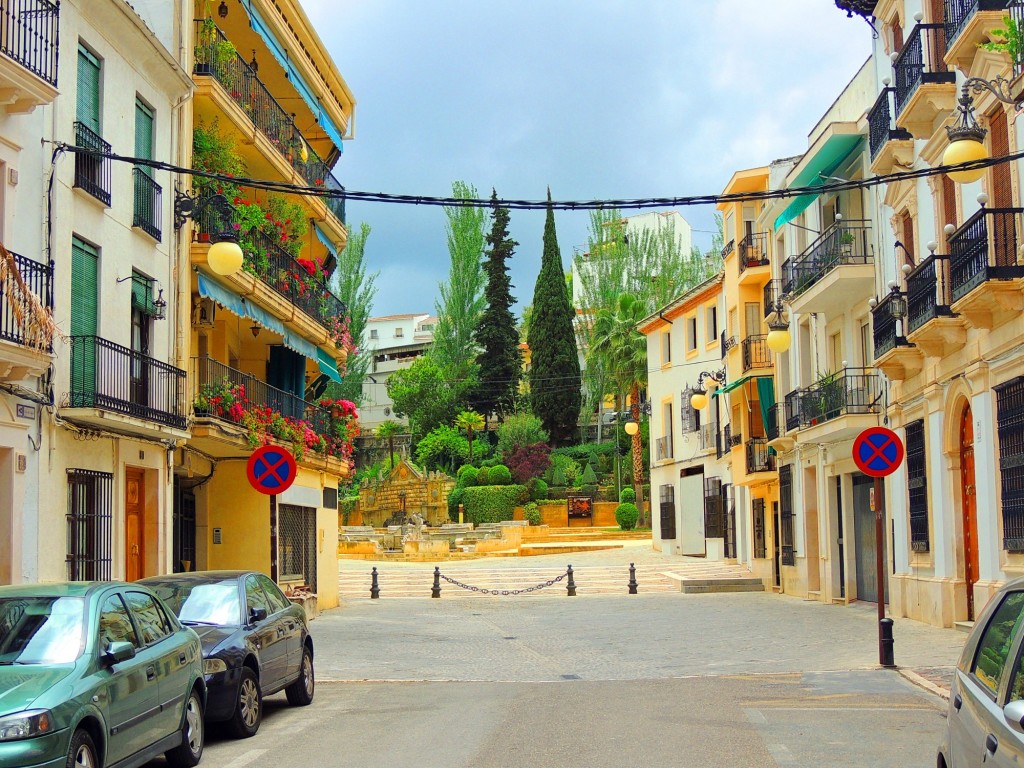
[980,15,1024,88]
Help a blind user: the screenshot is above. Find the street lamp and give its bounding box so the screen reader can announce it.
[174,191,244,276]
[942,76,1024,184]
[765,300,791,354]
[690,369,726,411]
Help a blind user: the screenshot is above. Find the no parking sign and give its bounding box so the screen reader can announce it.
[246,445,297,495]
[852,427,904,478]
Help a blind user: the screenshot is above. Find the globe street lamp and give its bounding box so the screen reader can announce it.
[174,191,244,276]
[942,75,1024,184]
[766,300,791,354]
[690,369,726,411]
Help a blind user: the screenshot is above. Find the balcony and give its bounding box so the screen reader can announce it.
[0,0,58,113]
[944,0,1012,71]
[0,252,53,380]
[789,368,883,442]
[191,356,351,474]
[784,389,803,433]
[871,291,923,381]
[722,239,735,259]
[948,206,1024,328]
[192,21,346,226]
[868,87,913,175]
[696,423,716,453]
[746,437,776,474]
[782,219,874,315]
[737,232,769,283]
[905,252,966,357]
[65,335,187,437]
[763,279,783,317]
[893,23,956,139]
[742,334,772,372]
[132,168,162,241]
[73,122,112,206]
[655,435,673,462]
[720,331,737,359]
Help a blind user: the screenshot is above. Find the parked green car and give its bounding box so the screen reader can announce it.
[0,582,206,768]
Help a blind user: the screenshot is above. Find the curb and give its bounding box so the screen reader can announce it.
[898,667,950,701]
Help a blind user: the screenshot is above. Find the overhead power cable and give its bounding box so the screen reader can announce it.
[54,143,1024,211]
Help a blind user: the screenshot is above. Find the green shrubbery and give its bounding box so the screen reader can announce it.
[447,487,466,519]
[489,464,513,486]
[581,463,597,485]
[619,487,636,503]
[460,485,529,525]
[523,502,542,526]
[457,465,479,487]
[476,466,491,486]
[527,477,549,501]
[615,502,639,531]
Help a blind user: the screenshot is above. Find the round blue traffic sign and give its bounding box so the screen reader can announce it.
[853,427,905,478]
[247,445,297,495]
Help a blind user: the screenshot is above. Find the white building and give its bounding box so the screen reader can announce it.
[360,313,436,430]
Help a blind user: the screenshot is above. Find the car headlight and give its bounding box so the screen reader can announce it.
[204,658,228,674]
[0,710,53,742]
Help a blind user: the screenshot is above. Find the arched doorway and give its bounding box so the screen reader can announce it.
[960,405,979,620]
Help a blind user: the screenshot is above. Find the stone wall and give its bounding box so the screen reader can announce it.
[355,459,455,527]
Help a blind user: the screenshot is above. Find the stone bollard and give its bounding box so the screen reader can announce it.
[879,617,895,668]
[628,562,638,595]
[370,566,380,599]
[431,566,442,598]
[566,564,577,597]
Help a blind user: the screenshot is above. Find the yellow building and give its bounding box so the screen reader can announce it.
[176,0,356,609]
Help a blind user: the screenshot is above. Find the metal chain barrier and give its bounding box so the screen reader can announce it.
[438,571,567,596]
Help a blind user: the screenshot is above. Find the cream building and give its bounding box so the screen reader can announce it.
[360,313,436,431]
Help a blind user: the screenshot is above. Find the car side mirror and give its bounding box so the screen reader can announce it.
[104,641,136,666]
[249,607,268,624]
[1004,700,1024,733]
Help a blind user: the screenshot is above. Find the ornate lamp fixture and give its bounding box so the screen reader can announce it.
[942,76,1024,184]
[174,191,244,277]
[690,369,726,411]
[765,300,791,354]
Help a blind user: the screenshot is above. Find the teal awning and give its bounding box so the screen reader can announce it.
[316,347,342,384]
[243,2,345,151]
[756,376,775,432]
[713,375,752,396]
[774,132,863,229]
[314,223,338,258]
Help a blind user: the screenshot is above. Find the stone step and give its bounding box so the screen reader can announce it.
[681,583,766,594]
[955,620,975,633]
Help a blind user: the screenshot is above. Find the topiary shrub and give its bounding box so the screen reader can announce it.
[550,454,580,487]
[457,465,479,488]
[475,466,491,486]
[447,487,466,519]
[615,502,639,531]
[528,477,549,501]
[523,501,541,526]
[581,483,598,497]
[620,487,636,504]
[461,485,529,524]
[551,465,566,487]
[489,464,513,486]
[581,463,597,485]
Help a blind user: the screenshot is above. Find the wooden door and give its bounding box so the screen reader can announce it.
[125,468,144,582]
[960,406,979,620]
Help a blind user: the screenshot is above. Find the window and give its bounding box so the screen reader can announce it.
[279,504,318,591]
[75,44,111,205]
[661,330,671,364]
[680,388,700,434]
[779,465,795,566]
[829,332,842,372]
[123,591,171,645]
[659,485,676,540]
[706,306,718,342]
[859,322,872,368]
[394,327,404,338]
[369,329,378,340]
[257,574,292,613]
[76,44,101,133]
[744,303,759,339]
[67,469,112,580]
[662,402,673,459]
[133,98,161,240]
[998,378,1024,552]
[752,498,766,559]
[686,317,697,352]
[971,591,1024,695]
[704,477,724,538]
[906,420,929,552]
[71,238,98,337]
[244,575,272,619]
[98,594,139,648]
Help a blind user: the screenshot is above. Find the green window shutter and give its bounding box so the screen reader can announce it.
[76,45,101,133]
[70,238,99,405]
[135,99,153,166]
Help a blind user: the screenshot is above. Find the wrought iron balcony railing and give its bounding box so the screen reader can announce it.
[0,252,53,350]
[784,389,802,432]
[766,402,780,442]
[794,368,882,428]
[716,424,730,460]
[742,334,771,372]
[655,435,672,461]
[871,291,905,360]
[945,0,1010,49]
[0,0,58,86]
[720,331,736,359]
[193,20,346,224]
[73,122,112,206]
[132,168,162,241]
[746,437,775,474]
[696,423,716,452]
[69,335,187,429]
[763,279,783,317]
[738,232,769,273]
[781,219,872,297]
[949,206,1024,303]
[893,23,954,116]
[867,87,913,160]
[906,252,953,333]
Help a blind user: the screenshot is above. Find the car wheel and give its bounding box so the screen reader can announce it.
[285,645,315,706]
[66,729,98,768]
[166,687,204,767]
[227,667,262,738]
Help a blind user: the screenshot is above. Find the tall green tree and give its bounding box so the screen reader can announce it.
[325,221,377,404]
[473,190,521,421]
[588,293,649,523]
[430,180,487,376]
[454,410,485,466]
[387,356,470,442]
[528,191,581,446]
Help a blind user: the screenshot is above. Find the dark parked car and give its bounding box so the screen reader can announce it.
[139,571,314,738]
[939,575,1024,767]
[0,582,205,768]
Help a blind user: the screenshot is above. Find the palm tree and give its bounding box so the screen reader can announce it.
[588,293,649,525]
[454,410,485,466]
[375,420,404,471]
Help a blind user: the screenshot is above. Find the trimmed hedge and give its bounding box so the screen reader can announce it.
[615,502,639,530]
[489,464,513,486]
[581,463,597,484]
[447,487,466,519]
[619,487,636,503]
[461,485,529,525]
[457,465,479,488]
[476,466,491,486]
[523,502,541,526]
[528,477,549,501]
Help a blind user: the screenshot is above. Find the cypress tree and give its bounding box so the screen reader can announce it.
[528,190,582,446]
[473,190,521,421]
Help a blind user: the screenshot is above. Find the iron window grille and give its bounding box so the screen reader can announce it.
[779,464,795,566]
[704,477,724,539]
[906,419,930,552]
[132,167,162,241]
[66,469,112,580]
[73,121,112,205]
[659,484,676,540]
[279,504,318,592]
[173,482,196,573]
[752,498,767,559]
[997,377,1024,552]
[724,483,736,559]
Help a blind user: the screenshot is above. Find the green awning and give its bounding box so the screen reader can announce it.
[713,376,752,396]
[774,131,863,229]
[756,376,775,432]
[316,347,343,384]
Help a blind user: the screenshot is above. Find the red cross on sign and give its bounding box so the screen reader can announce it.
[853,427,905,478]
[247,445,297,495]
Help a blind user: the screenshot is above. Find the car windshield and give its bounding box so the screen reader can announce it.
[147,581,241,626]
[0,597,86,664]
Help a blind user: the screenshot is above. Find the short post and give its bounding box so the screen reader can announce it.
[566,564,576,597]
[370,566,380,599]
[458,503,464,525]
[628,562,638,594]
[431,566,442,598]
[879,617,896,668]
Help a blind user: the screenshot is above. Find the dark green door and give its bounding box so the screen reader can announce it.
[71,238,98,406]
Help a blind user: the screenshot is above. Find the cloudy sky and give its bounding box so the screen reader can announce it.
[304,1,873,318]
